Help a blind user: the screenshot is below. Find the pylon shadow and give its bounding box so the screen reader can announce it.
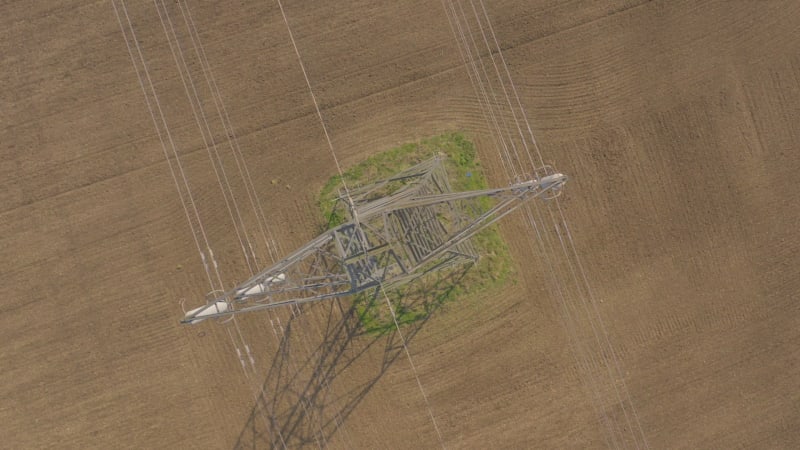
[232,264,472,449]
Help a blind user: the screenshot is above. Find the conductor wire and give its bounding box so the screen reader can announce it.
[275,1,446,447]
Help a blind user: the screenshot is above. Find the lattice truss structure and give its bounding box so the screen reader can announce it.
[183,155,566,324]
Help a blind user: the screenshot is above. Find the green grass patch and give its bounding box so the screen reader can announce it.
[317,132,515,334]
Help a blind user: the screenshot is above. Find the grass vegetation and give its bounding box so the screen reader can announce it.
[317,133,515,334]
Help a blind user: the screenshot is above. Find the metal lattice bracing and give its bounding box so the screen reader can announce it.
[182,155,566,324]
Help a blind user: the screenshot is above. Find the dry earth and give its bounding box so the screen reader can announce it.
[2,0,799,448]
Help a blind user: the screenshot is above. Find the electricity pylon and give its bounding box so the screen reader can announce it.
[182,155,566,324]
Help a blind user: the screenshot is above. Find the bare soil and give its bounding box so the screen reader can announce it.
[2,0,799,448]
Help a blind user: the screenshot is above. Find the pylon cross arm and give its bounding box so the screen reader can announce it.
[182,157,565,324]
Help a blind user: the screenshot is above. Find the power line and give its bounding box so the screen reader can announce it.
[113,2,288,444]
[154,0,258,276]
[442,1,650,448]
[273,0,446,446]
[111,0,222,292]
[177,0,285,263]
[440,3,621,447]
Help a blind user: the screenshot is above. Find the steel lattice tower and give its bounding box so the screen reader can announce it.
[182,155,566,324]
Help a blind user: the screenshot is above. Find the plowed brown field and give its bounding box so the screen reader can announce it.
[2,1,799,448]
